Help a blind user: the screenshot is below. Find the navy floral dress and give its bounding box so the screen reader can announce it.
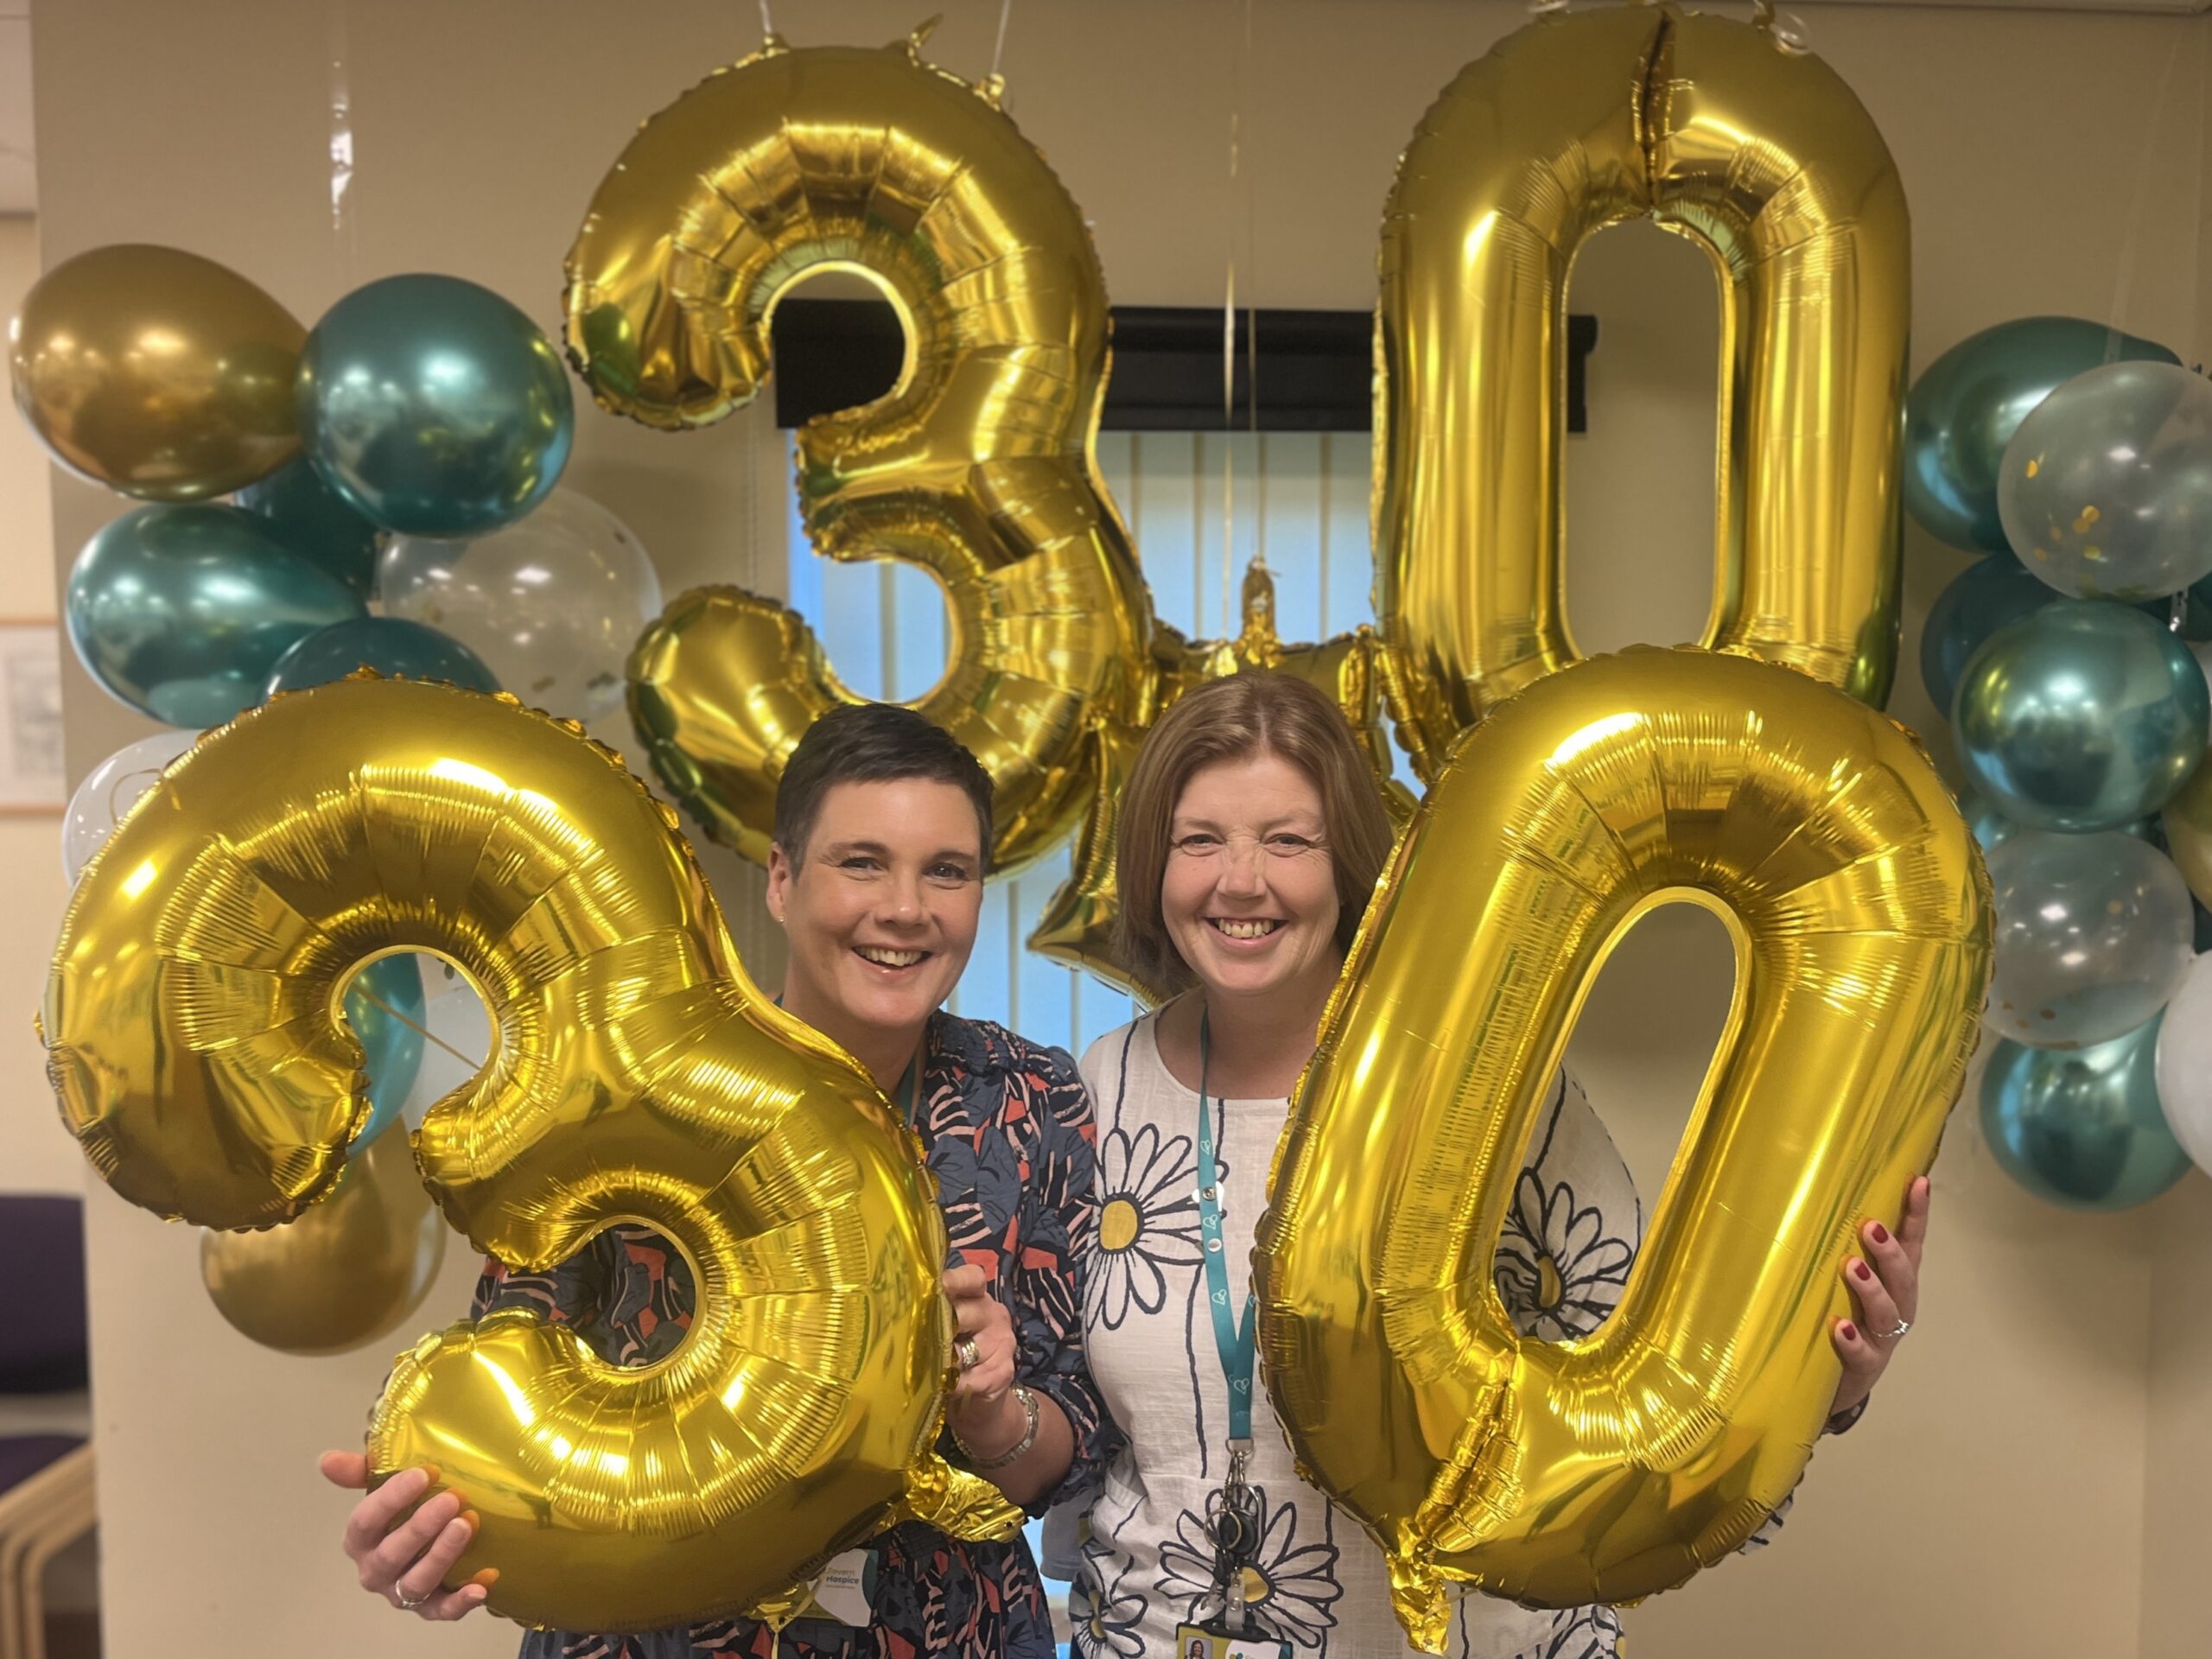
[473,1012,1118,1659]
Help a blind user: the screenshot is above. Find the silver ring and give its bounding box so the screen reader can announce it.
[955,1334,982,1371]
[1886,1318,1910,1339]
[395,1585,430,1611]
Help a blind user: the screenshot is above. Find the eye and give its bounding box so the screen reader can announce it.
[837,855,883,874]
[926,861,976,884]
[1268,834,1320,855]
[1173,832,1223,855]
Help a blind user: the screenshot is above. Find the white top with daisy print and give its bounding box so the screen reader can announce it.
[1065,1012,1644,1659]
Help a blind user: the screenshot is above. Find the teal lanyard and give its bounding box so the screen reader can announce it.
[1196,1014,1258,1443]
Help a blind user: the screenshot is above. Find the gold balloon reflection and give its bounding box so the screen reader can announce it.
[200,1127,446,1357]
[1255,649,1989,1649]
[43,676,1017,1631]
[571,27,1151,872]
[1376,5,1909,776]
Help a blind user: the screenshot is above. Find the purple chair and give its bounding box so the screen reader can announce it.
[0,1195,95,1659]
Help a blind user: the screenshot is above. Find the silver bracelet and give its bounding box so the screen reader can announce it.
[954,1383,1039,1471]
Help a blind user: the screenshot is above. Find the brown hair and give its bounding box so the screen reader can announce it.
[1113,672,1395,996]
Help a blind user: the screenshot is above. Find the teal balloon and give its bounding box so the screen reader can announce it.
[264,617,500,697]
[1980,1016,2191,1210]
[1905,317,2177,553]
[342,955,426,1153]
[67,504,366,727]
[233,457,383,597]
[298,274,573,537]
[1921,557,2053,715]
[1954,601,2209,831]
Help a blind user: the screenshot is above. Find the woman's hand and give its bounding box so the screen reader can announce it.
[943,1264,1022,1457]
[1827,1175,1931,1421]
[320,1451,493,1621]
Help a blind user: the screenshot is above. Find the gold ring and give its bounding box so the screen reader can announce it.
[955,1334,982,1371]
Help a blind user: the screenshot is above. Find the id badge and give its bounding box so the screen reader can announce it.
[798,1548,877,1625]
[1174,1622,1292,1659]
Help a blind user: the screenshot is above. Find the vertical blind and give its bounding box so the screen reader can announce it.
[785,429,1410,1064]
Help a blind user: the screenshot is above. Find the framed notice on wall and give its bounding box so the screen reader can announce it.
[0,620,67,814]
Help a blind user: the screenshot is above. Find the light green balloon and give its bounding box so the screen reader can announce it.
[1981,1015,2191,1210]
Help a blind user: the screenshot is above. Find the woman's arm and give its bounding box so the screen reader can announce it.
[945,1044,1123,1512]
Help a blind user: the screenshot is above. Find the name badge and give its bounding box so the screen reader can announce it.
[804,1548,876,1625]
[1175,1623,1292,1659]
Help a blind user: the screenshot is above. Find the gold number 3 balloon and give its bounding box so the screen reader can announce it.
[567,26,1151,872]
[1255,650,1991,1649]
[41,677,1017,1631]
[1376,4,1909,777]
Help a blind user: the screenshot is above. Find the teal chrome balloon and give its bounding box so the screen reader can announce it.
[343,955,428,1153]
[1921,556,2053,715]
[1999,360,2212,601]
[1954,601,2209,830]
[67,504,365,727]
[1984,830,2194,1048]
[298,274,573,537]
[264,617,500,697]
[1905,317,2177,553]
[1980,1015,2190,1210]
[233,456,384,597]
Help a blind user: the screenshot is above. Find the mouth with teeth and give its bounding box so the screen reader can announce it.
[855,944,931,971]
[1207,917,1285,942]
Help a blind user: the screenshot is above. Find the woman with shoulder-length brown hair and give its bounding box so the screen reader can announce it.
[1057,671,1920,1659]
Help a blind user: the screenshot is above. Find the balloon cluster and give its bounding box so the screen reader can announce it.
[12,245,665,741]
[11,247,664,1351]
[1906,317,2212,1208]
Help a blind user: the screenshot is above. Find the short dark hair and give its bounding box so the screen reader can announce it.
[773,703,995,871]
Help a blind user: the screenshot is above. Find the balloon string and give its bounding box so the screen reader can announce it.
[758,1,776,37]
[327,0,357,283]
[2103,16,2189,363]
[1220,0,1255,637]
[991,0,1014,81]
[354,986,485,1073]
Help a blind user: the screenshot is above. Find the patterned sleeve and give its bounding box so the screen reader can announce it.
[1493,1067,1642,1344]
[468,1225,695,1369]
[1007,1042,1125,1516]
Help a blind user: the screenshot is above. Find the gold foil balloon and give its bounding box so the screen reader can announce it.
[1375,6,1908,778]
[1255,649,1989,1649]
[2162,756,2212,909]
[200,1125,447,1357]
[10,244,304,500]
[41,676,1017,1630]
[1029,562,1412,997]
[569,27,1151,871]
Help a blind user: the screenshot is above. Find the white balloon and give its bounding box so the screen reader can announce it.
[378,488,663,722]
[2155,951,2212,1174]
[61,728,201,880]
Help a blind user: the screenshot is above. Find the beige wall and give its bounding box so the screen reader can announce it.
[0,212,73,1198]
[22,2,2209,1656]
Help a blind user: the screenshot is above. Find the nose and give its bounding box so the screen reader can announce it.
[876,867,927,925]
[1216,836,1268,898]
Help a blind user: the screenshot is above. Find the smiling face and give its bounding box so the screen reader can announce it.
[766,777,984,1063]
[1160,750,1344,1007]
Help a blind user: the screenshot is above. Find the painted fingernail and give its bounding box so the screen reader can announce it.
[470,1568,500,1588]
[1839,1321,1857,1340]
[462,1510,480,1532]
[1853,1262,1872,1281]
[1871,1224,1891,1243]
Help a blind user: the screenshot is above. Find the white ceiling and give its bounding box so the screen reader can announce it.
[0,0,2202,219]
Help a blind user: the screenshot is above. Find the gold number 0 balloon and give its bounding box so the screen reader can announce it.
[1376,5,1909,777]
[568,26,1150,871]
[1255,649,1989,1649]
[41,677,1017,1631]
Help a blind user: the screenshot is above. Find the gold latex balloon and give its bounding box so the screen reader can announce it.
[1375,6,1908,778]
[1254,648,1990,1649]
[1028,561,1412,997]
[10,244,305,500]
[572,27,1151,872]
[200,1126,446,1357]
[41,676,1017,1631]
[2163,757,2212,909]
